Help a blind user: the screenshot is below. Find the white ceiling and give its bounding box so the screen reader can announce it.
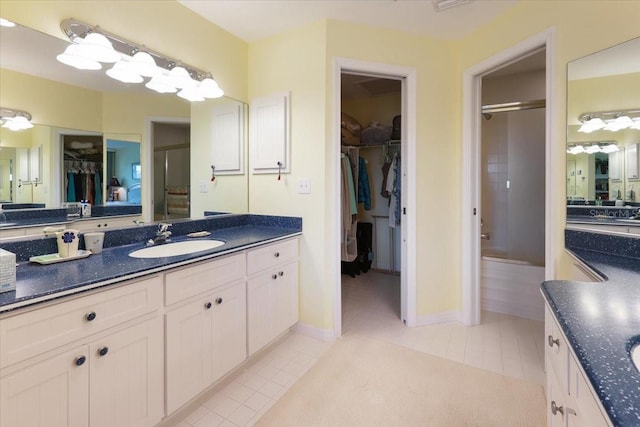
[178,0,519,42]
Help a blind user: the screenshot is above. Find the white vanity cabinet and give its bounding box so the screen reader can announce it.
[0,275,164,427]
[164,253,247,414]
[247,238,299,355]
[545,306,611,427]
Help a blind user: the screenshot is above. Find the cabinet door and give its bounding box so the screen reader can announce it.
[165,296,214,414]
[271,261,299,336]
[247,261,299,355]
[0,345,89,427]
[211,100,244,174]
[211,280,247,382]
[547,361,570,427]
[89,317,163,427]
[608,150,622,181]
[626,143,639,180]
[569,354,610,427]
[247,272,272,355]
[249,92,290,174]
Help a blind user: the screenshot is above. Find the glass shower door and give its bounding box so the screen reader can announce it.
[153,147,190,221]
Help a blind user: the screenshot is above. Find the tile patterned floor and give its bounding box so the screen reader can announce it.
[160,270,545,426]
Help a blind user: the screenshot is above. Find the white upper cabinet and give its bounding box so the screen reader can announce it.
[211,100,245,175]
[609,150,622,181]
[626,142,639,180]
[249,92,290,174]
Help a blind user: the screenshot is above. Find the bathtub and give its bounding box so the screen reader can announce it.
[481,254,545,321]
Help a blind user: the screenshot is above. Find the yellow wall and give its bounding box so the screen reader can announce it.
[2,0,248,216]
[0,69,103,131]
[0,0,247,102]
[4,0,639,330]
[249,1,640,331]
[248,21,331,330]
[457,0,640,280]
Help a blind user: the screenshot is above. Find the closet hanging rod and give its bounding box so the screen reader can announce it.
[481,99,545,114]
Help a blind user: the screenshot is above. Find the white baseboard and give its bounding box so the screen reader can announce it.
[292,322,337,342]
[415,310,461,326]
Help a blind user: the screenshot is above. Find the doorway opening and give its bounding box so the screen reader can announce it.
[151,121,191,222]
[462,29,557,326]
[333,58,417,339]
[480,50,546,321]
[340,73,403,334]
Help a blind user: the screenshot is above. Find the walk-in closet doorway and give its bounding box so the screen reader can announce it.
[333,58,417,338]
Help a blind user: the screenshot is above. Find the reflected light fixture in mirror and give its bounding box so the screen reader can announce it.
[578,109,640,133]
[56,18,224,102]
[0,107,34,131]
[567,141,619,155]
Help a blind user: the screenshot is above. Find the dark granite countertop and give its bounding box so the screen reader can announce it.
[0,215,302,313]
[541,231,640,426]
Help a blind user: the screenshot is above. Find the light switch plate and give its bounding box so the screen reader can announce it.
[199,181,208,193]
[297,178,311,194]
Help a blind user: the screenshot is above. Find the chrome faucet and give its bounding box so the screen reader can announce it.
[147,222,172,245]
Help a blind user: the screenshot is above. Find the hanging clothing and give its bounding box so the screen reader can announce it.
[358,156,371,210]
[388,153,401,228]
[380,160,391,198]
[341,154,358,262]
[67,171,76,202]
[94,171,102,205]
[386,154,397,227]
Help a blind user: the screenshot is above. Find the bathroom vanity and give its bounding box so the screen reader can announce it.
[541,229,640,427]
[0,214,301,427]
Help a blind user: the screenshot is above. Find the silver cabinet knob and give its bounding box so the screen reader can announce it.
[551,401,564,416]
[547,335,559,348]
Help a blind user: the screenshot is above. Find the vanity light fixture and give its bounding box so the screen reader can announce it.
[57,18,224,101]
[0,107,34,131]
[567,141,619,155]
[578,109,640,133]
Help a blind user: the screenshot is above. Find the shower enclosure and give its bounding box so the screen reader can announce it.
[154,147,190,221]
[480,103,546,321]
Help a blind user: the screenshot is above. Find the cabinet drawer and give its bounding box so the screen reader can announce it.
[247,238,298,276]
[0,275,162,369]
[545,306,568,394]
[164,253,245,306]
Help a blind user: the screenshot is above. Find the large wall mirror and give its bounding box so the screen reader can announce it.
[566,37,640,228]
[0,20,248,231]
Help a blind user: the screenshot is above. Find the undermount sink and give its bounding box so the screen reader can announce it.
[129,240,225,258]
[632,344,640,374]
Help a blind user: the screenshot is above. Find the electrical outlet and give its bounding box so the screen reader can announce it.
[199,181,208,193]
[297,178,311,194]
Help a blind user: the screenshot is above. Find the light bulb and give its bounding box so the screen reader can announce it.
[2,116,33,131]
[177,86,205,102]
[106,61,143,83]
[56,44,102,70]
[145,73,177,94]
[199,78,224,98]
[77,32,120,63]
[168,66,195,89]
[129,51,159,77]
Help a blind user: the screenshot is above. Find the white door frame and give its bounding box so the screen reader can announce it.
[461,28,557,326]
[332,58,417,338]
